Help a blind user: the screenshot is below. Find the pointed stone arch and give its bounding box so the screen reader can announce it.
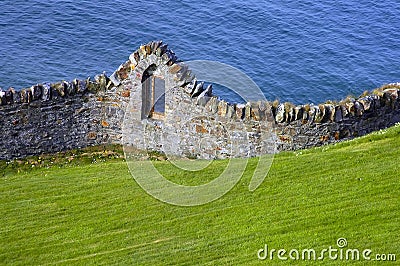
[110,41,277,159]
[109,41,195,122]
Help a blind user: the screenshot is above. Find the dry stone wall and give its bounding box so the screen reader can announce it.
[273,87,400,150]
[1,41,400,160]
[0,77,129,160]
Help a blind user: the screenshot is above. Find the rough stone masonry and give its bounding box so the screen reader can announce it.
[1,41,400,160]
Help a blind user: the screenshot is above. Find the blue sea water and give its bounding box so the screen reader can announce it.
[0,0,399,104]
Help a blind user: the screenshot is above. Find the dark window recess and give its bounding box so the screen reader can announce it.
[153,77,165,114]
[141,67,165,119]
[141,76,152,119]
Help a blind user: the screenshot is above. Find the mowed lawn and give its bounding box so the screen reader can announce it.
[1,125,399,265]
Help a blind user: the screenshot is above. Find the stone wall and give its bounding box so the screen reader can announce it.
[1,41,400,160]
[116,42,277,159]
[273,87,400,150]
[0,77,129,160]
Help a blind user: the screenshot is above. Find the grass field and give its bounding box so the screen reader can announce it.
[1,124,399,265]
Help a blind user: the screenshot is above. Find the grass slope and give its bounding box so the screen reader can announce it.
[1,125,399,265]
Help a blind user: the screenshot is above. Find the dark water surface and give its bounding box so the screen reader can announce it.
[1,0,399,104]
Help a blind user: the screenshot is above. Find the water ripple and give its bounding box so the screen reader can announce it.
[0,0,399,104]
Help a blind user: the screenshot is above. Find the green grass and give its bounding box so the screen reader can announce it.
[1,125,400,265]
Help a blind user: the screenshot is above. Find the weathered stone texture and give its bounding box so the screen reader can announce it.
[0,81,129,160]
[1,41,400,160]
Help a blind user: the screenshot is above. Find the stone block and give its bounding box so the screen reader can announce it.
[145,44,151,55]
[182,70,195,85]
[373,94,382,109]
[169,63,182,74]
[278,135,292,143]
[325,104,335,122]
[191,82,204,97]
[76,79,87,93]
[65,81,76,96]
[285,106,294,122]
[382,89,398,108]
[155,44,168,57]
[340,104,349,118]
[161,53,171,65]
[258,101,268,112]
[184,78,197,95]
[133,51,140,64]
[94,73,108,91]
[20,89,32,103]
[383,88,398,100]
[116,60,131,80]
[245,103,252,120]
[41,84,51,101]
[358,96,373,112]
[204,96,218,114]
[354,101,364,116]
[314,104,325,123]
[121,90,130,97]
[86,78,100,93]
[87,132,97,140]
[218,100,228,116]
[0,89,5,105]
[150,40,162,53]
[250,102,262,121]
[139,45,148,59]
[345,101,355,116]
[29,85,41,100]
[211,97,219,114]
[174,67,190,83]
[196,95,211,106]
[10,88,20,104]
[129,51,138,66]
[236,103,245,119]
[4,90,13,105]
[301,106,309,123]
[202,84,213,97]
[307,105,317,123]
[226,104,235,119]
[294,106,303,121]
[51,82,66,97]
[177,65,189,80]
[275,103,285,123]
[195,124,208,133]
[165,50,177,65]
